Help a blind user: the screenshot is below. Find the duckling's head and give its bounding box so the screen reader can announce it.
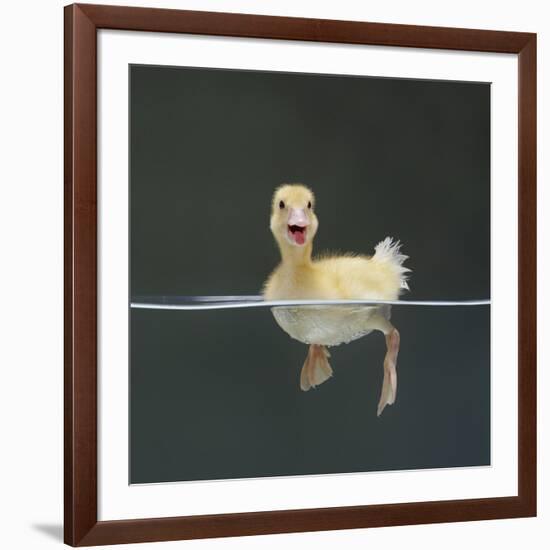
[270,184,318,249]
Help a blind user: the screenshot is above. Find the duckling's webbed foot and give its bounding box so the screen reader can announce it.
[377,328,400,417]
[300,344,333,391]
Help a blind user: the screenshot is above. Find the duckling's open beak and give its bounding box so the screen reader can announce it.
[287,208,309,246]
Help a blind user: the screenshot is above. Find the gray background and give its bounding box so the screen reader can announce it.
[130,64,490,484]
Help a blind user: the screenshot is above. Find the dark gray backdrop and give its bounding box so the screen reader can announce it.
[130,64,490,484]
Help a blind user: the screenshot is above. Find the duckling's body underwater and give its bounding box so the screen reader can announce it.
[263,184,411,416]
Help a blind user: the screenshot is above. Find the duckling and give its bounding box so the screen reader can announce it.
[263,184,410,416]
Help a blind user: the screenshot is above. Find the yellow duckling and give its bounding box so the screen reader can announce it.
[263,184,410,416]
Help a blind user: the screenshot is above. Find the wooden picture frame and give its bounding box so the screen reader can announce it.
[64,3,537,546]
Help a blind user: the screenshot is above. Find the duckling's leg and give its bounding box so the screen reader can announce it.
[300,345,333,391]
[378,328,400,416]
[369,315,400,416]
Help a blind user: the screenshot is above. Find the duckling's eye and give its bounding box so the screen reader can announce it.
[279,200,285,209]
[307,201,312,209]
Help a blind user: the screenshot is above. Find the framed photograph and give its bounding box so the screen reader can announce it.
[64,3,537,546]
